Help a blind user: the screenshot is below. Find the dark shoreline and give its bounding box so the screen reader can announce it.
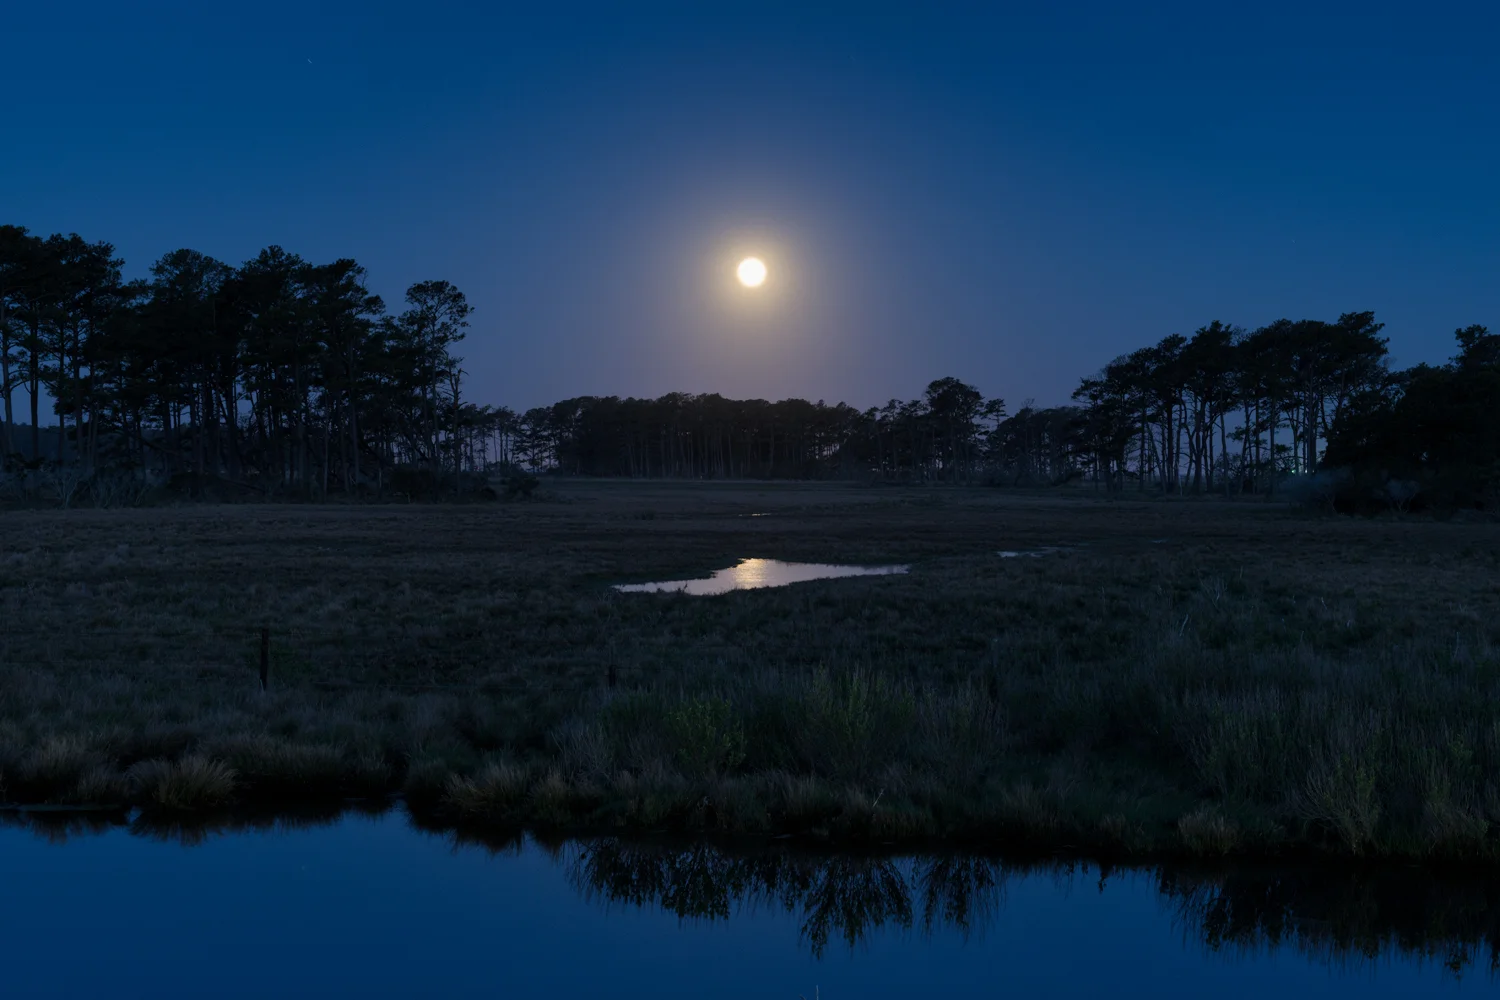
[7,789,1500,873]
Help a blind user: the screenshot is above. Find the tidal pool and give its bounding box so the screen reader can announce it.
[0,809,1489,998]
[615,558,908,595]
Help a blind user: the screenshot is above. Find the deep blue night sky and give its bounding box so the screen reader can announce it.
[5,2,1497,411]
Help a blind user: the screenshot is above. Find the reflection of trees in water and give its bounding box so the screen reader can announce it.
[570,839,1500,975]
[917,855,1004,937]
[5,809,1498,976]
[569,840,985,956]
[1158,866,1500,977]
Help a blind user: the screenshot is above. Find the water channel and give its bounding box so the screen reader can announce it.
[0,808,1489,997]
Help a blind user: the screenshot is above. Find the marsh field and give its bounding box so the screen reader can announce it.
[3,481,1500,862]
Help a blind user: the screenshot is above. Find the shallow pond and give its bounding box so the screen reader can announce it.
[615,557,908,595]
[0,809,1490,998]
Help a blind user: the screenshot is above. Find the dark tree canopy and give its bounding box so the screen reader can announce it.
[0,226,493,499]
[1322,326,1500,511]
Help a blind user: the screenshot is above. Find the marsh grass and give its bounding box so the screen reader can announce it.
[127,756,237,810]
[1177,805,1241,856]
[444,760,531,819]
[1,483,1498,858]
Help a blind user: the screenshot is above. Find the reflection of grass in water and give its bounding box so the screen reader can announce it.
[0,798,378,847]
[0,485,1498,860]
[1157,864,1500,977]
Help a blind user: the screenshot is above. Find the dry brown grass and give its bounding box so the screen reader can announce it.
[1,482,1498,856]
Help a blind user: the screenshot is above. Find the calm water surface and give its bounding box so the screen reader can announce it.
[615,558,908,595]
[0,809,1490,998]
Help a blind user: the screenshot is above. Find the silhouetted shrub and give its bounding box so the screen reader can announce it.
[504,472,540,499]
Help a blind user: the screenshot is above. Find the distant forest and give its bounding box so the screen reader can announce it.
[2,224,1497,511]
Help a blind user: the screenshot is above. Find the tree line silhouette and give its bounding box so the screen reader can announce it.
[2,223,1496,509]
[0,225,480,498]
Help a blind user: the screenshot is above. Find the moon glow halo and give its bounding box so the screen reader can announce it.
[736,257,767,287]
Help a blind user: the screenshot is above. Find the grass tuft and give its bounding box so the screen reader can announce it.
[74,765,130,805]
[128,756,238,810]
[444,761,531,819]
[17,736,104,801]
[210,736,351,798]
[1178,804,1240,856]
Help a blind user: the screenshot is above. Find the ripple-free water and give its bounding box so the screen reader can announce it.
[614,558,908,595]
[0,809,1486,998]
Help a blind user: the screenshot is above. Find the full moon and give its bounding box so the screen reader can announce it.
[736,257,767,287]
